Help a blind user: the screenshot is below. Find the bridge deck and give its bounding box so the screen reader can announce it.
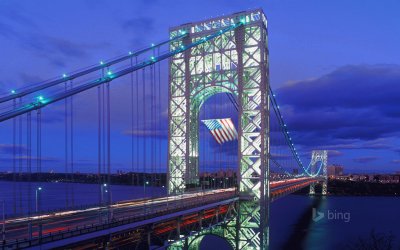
[0,177,319,249]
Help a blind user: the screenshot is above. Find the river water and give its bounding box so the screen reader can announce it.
[202,193,400,249]
[0,181,399,249]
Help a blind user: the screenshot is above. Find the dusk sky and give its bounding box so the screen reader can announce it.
[1,0,400,173]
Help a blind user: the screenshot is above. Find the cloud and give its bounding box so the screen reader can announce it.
[328,150,343,157]
[18,73,45,84]
[315,138,393,151]
[276,64,400,148]
[122,17,154,32]
[0,22,18,38]
[277,64,400,111]
[0,23,110,62]
[121,17,156,47]
[20,34,110,59]
[353,156,378,163]
[391,159,400,164]
[0,5,37,29]
[270,153,292,160]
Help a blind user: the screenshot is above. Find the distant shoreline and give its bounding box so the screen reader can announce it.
[295,179,400,196]
[0,173,398,196]
[0,172,237,189]
[0,172,167,186]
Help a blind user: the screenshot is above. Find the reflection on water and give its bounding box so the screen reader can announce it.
[272,195,400,250]
[304,195,400,249]
[202,194,400,249]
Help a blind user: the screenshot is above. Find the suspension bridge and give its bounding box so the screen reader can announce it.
[0,9,328,250]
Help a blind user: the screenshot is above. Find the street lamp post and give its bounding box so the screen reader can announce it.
[143,180,149,215]
[109,189,113,221]
[98,183,107,224]
[143,180,149,196]
[35,187,42,213]
[101,183,107,204]
[104,189,110,222]
[35,187,43,240]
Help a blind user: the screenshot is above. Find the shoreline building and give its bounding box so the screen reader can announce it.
[327,164,344,177]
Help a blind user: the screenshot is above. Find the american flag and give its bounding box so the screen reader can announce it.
[201,118,238,145]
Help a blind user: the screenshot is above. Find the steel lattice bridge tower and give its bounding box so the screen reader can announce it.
[309,150,328,196]
[168,9,270,249]
[0,8,329,250]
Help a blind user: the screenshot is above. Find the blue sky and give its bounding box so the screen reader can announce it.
[0,0,400,173]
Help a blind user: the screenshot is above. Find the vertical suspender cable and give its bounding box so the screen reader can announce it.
[36,108,41,215]
[70,80,74,207]
[101,72,109,188]
[153,62,156,192]
[64,81,69,208]
[142,68,146,197]
[36,109,41,182]
[151,47,155,193]
[201,53,205,190]
[97,68,104,222]
[27,112,32,214]
[18,98,23,213]
[213,96,216,189]
[98,84,102,204]
[149,64,153,192]
[157,47,162,189]
[150,64,154,195]
[135,57,139,186]
[157,48,160,189]
[130,57,134,186]
[106,81,111,206]
[12,98,16,214]
[152,61,156,191]
[27,111,32,239]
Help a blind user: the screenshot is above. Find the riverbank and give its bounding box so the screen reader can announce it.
[295,179,400,196]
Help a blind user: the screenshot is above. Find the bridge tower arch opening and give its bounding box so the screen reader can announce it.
[192,87,238,189]
[168,9,271,249]
[187,234,235,250]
